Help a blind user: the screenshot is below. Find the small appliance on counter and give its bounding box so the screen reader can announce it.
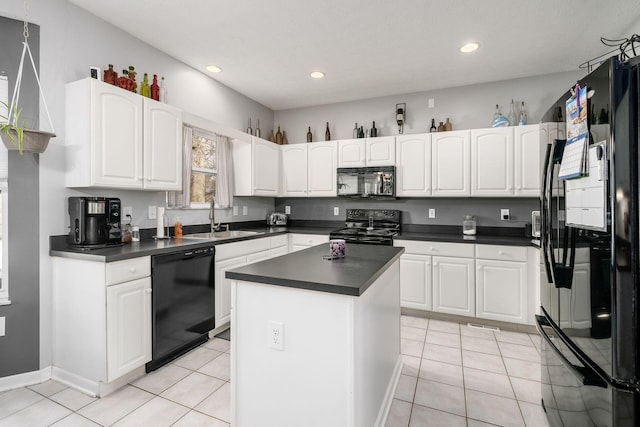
[68,197,122,247]
[267,212,287,226]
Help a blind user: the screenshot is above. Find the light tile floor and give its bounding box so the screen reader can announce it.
[0,317,551,426]
[387,316,551,427]
[0,337,231,427]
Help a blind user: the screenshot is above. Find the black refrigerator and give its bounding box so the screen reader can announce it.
[538,55,640,426]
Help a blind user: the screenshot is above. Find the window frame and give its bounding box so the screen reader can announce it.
[189,129,217,209]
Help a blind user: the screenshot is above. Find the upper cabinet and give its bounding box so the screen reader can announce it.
[471,128,514,196]
[307,141,337,196]
[233,137,280,197]
[337,137,395,167]
[514,124,549,197]
[65,78,182,191]
[395,134,432,197]
[281,144,308,197]
[431,130,471,197]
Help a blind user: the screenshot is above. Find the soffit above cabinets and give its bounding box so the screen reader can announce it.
[69,0,640,110]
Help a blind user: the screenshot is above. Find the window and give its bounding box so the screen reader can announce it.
[0,180,8,305]
[190,130,217,208]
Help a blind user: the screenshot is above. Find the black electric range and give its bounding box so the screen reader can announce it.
[330,209,401,246]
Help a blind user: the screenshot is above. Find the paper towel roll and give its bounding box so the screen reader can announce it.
[156,207,165,237]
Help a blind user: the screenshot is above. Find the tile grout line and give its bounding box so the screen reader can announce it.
[495,329,528,426]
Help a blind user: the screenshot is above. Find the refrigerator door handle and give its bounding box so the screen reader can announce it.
[541,143,554,283]
[536,315,608,388]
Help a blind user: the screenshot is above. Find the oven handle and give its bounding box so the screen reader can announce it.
[535,315,608,388]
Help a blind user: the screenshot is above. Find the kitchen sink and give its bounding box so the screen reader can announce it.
[183,230,262,240]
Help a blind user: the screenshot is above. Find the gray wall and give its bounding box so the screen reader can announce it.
[0,17,40,377]
[276,197,539,228]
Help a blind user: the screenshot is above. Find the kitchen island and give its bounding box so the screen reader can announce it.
[226,243,404,427]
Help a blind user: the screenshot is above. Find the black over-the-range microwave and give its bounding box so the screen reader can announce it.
[336,166,395,199]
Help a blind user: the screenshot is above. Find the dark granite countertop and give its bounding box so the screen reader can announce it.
[226,243,404,296]
[395,231,539,247]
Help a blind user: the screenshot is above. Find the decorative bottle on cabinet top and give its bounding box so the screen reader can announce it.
[246,118,253,135]
[518,102,527,125]
[275,126,283,145]
[151,74,160,101]
[325,122,331,141]
[255,119,261,137]
[430,118,436,132]
[353,123,358,139]
[307,126,312,143]
[370,121,378,137]
[444,118,452,131]
[507,99,517,126]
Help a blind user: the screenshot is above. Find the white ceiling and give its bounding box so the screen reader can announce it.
[69,0,640,111]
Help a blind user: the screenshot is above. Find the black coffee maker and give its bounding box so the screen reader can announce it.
[68,197,122,247]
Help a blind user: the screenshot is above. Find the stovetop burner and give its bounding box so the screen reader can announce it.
[330,209,401,245]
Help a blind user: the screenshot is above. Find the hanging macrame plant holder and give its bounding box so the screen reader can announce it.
[0,0,56,154]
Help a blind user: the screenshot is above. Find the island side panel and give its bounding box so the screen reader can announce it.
[232,280,354,427]
[353,259,401,427]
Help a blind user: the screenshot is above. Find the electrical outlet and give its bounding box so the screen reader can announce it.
[268,320,284,351]
[148,206,157,219]
[0,316,5,337]
[242,206,248,216]
[501,209,510,220]
[233,206,239,216]
[333,207,340,216]
[428,208,436,219]
[123,206,133,218]
[285,206,291,215]
[428,98,435,108]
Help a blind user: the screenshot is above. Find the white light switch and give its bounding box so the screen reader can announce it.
[0,317,5,337]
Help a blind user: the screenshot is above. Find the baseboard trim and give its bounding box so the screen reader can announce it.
[401,308,538,334]
[0,366,52,392]
[375,355,403,427]
[51,367,100,397]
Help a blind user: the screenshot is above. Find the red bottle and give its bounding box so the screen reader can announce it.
[151,74,160,101]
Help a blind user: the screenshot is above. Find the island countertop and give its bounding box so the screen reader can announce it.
[226,243,404,297]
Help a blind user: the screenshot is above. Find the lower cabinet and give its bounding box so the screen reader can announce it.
[288,233,330,253]
[106,277,152,382]
[433,256,475,317]
[51,255,152,396]
[215,235,289,327]
[395,240,535,325]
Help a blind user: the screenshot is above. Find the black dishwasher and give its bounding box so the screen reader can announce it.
[146,245,215,372]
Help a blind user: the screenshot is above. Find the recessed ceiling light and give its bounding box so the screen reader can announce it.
[310,71,325,79]
[459,42,480,53]
[206,65,222,73]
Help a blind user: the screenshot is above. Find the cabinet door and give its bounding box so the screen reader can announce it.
[281,144,308,197]
[143,99,183,191]
[432,256,475,316]
[93,82,143,188]
[476,259,527,324]
[432,130,470,196]
[471,128,514,196]
[366,137,395,166]
[215,255,247,327]
[514,124,546,197]
[252,138,280,196]
[337,139,365,167]
[106,277,152,382]
[395,134,431,196]
[308,141,337,196]
[399,254,432,311]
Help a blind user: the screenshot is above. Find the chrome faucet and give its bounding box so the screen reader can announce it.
[210,204,216,232]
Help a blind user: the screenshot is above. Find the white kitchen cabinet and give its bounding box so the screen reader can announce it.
[215,235,290,327]
[395,134,431,196]
[431,130,471,196]
[337,137,395,167]
[142,99,183,191]
[432,256,475,316]
[106,277,152,382]
[281,144,308,197]
[307,141,337,196]
[399,253,432,310]
[289,233,330,252]
[514,124,548,197]
[233,137,280,197]
[471,128,514,196]
[65,78,182,190]
[52,256,152,396]
[476,258,527,324]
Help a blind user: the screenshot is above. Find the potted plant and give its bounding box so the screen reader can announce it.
[0,100,54,154]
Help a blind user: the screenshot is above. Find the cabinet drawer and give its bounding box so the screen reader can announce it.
[476,244,527,262]
[106,256,151,286]
[290,234,329,247]
[395,240,474,258]
[270,235,288,249]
